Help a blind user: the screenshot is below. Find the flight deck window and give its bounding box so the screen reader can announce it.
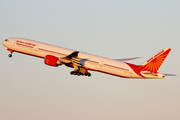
[5,39,8,41]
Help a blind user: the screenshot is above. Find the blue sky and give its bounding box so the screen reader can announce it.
[0,0,180,120]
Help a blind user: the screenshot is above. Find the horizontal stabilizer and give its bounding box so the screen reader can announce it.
[162,74,177,76]
[114,57,142,62]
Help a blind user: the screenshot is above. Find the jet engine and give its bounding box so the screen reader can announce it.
[44,55,63,67]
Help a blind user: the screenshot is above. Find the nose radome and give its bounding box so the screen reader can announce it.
[2,41,5,46]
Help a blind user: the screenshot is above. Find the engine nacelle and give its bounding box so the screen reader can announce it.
[44,55,63,67]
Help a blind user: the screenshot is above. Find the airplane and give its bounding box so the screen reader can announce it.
[2,38,172,79]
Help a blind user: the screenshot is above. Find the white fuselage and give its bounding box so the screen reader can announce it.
[2,38,165,79]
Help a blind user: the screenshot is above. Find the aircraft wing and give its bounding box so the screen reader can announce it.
[114,57,142,62]
[59,51,81,70]
[59,51,87,74]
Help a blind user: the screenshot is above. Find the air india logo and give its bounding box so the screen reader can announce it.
[142,49,170,72]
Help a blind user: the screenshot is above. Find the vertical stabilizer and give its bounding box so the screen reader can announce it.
[141,48,171,73]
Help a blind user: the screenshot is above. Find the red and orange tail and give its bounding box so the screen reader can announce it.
[141,48,171,73]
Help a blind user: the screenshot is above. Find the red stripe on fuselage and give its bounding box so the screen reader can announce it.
[86,68,129,78]
[8,48,44,59]
[6,47,134,78]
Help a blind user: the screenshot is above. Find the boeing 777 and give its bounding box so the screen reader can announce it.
[2,38,172,79]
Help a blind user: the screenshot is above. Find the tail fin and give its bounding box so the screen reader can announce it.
[141,48,171,73]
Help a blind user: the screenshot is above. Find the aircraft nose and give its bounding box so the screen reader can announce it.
[2,41,5,46]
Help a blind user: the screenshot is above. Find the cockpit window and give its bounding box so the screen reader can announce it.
[5,39,8,41]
